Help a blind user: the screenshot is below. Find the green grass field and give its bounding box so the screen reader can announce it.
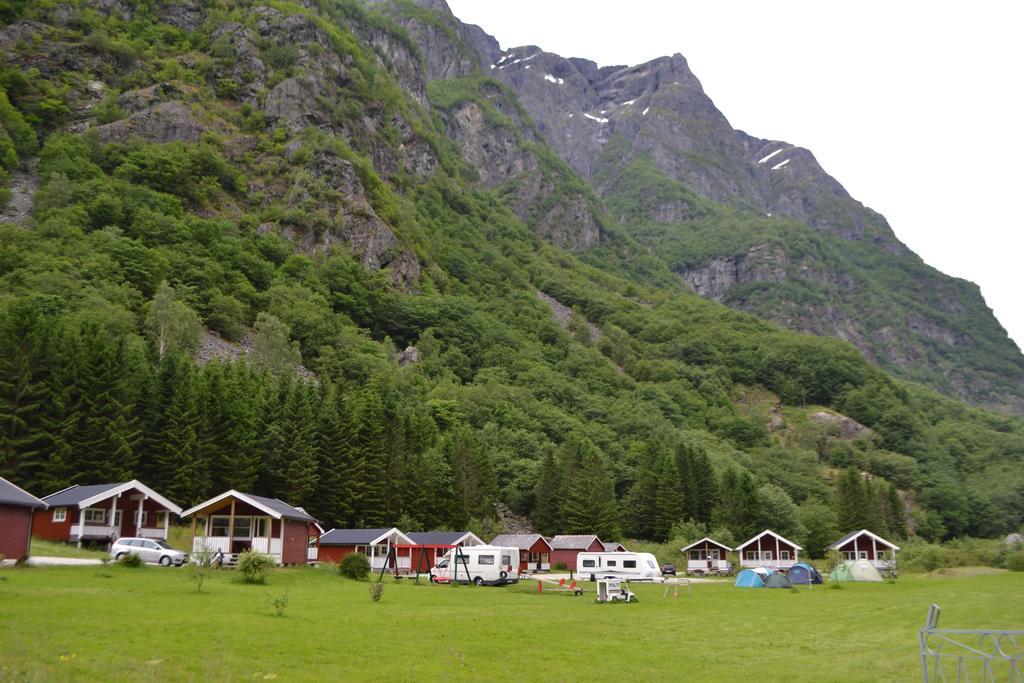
[1,565,1021,681]
[27,539,108,560]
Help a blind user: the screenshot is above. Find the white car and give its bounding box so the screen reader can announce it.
[110,537,187,566]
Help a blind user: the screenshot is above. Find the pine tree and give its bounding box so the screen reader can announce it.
[884,483,907,538]
[532,449,561,535]
[676,440,716,524]
[558,438,620,538]
[713,468,762,539]
[444,423,498,527]
[344,384,387,526]
[834,467,870,532]
[277,381,319,508]
[0,301,54,488]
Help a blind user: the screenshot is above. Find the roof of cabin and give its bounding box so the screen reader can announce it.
[550,534,602,550]
[0,476,46,509]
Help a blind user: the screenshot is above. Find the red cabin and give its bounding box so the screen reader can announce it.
[181,490,320,565]
[490,534,553,572]
[736,529,801,570]
[34,480,182,548]
[680,537,732,574]
[0,476,47,563]
[828,529,900,574]
[549,535,604,572]
[317,528,414,571]
[602,541,627,552]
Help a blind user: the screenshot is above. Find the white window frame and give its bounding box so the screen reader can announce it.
[113,510,122,528]
[842,550,857,561]
[133,510,148,526]
[83,508,107,524]
[762,551,773,561]
[858,551,868,560]
[52,507,67,522]
[708,549,720,560]
[210,516,231,537]
[780,550,790,561]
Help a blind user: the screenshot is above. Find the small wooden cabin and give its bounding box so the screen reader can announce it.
[317,528,414,570]
[0,476,47,562]
[736,530,801,570]
[680,537,732,574]
[182,490,320,565]
[490,534,553,572]
[549,535,604,572]
[828,529,900,574]
[602,541,627,552]
[34,480,182,548]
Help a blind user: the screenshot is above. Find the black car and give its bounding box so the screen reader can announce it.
[661,563,676,575]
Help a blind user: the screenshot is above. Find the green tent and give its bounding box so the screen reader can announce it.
[830,560,884,582]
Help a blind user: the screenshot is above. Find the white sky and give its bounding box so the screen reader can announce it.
[447,1,1024,351]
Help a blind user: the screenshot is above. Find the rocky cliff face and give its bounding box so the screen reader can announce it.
[396,0,1024,414]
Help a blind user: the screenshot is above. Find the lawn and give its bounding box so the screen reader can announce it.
[0,565,1021,681]
[27,539,108,560]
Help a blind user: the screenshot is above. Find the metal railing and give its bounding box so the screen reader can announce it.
[919,604,1022,682]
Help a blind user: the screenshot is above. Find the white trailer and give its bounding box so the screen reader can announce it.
[430,545,519,586]
[577,552,663,582]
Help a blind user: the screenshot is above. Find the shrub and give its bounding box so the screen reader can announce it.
[118,552,143,568]
[237,550,275,584]
[339,552,371,580]
[369,582,383,602]
[271,593,289,617]
[1005,552,1024,572]
[188,547,214,592]
[553,562,568,571]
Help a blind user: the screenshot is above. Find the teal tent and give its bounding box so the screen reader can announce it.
[735,568,765,588]
[764,572,793,589]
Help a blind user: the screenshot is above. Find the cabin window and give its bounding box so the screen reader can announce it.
[623,560,637,569]
[582,559,596,568]
[52,507,67,522]
[708,549,720,560]
[233,517,252,538]
[133,510,148,526]
[607,560,617,567]
[842,551,856,561]
[745,551,756,560]
[253,518,268,537]
[762,551,772,560]
[478,555,495,565]
[83,508,106,524]
[211,516,230,537]
[780,551,790,560]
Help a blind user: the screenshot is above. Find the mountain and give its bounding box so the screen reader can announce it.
[377,1,1024,416]
[0,0,1022,544]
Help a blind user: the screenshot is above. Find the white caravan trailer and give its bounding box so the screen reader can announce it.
[431,545,520,586]
[577,552,663,582]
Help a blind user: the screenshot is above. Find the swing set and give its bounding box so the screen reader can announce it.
[375,543,472,584]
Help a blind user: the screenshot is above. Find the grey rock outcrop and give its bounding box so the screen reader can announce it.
[94,101,205,144]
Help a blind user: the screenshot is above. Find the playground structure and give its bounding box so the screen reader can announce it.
[663,577,691,598]
[919,604,1022,682]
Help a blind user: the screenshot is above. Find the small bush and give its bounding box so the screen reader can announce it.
[118,552,143,568]
[339,553,371,580]
[553,562,568,571]
[369,582,383,602]
[188,547,214,592]
[237,550,275,584]
[271,593,289,617]
[828,582,844,590]
[1005,552,1024,572]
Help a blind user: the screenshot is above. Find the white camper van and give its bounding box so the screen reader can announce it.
[431,545,519,586]
[577,552,663,582]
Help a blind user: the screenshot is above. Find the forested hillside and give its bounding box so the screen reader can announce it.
[1,0,1022,551]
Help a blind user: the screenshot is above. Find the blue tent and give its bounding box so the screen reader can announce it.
[787,562,823,585]
[735,568,766,588]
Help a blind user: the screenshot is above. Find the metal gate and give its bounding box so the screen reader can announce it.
[919,604,1022,682]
